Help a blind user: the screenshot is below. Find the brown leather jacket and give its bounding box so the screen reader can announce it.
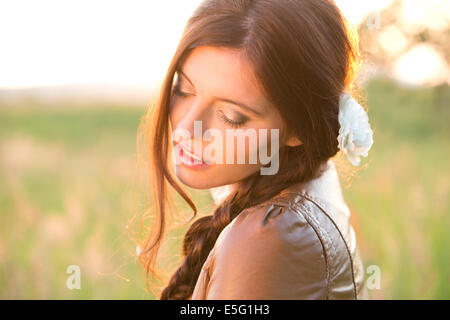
[190,159,369,300]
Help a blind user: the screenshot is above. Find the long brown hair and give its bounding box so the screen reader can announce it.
[137,0,360,299]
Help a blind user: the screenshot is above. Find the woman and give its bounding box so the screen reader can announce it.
[138,0,374,300]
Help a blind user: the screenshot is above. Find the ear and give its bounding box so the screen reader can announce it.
[285,134,302,147]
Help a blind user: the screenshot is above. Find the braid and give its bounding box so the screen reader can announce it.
[159,147,324,300]
[159,178,249,300]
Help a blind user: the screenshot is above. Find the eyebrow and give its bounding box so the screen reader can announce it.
[176,67,264,117]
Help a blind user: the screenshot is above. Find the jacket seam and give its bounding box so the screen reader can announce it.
[298,193,358,300]
[296,201,339,298]
[285,201,330,300]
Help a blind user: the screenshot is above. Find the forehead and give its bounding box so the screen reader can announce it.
[179,46,269,113]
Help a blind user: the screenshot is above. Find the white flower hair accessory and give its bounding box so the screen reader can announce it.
[337,93,374,166]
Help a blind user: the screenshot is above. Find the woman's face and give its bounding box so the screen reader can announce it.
[169,46,301,189]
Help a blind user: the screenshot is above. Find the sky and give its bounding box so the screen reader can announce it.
[0,0,447,90]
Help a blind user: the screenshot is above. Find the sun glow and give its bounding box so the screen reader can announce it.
[0,0,446,90]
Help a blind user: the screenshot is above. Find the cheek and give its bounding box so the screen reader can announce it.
[221,131,264,165]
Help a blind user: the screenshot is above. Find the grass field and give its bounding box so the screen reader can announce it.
[0,78,449,299]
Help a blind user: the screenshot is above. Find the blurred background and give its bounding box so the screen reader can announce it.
[0,0,448,299]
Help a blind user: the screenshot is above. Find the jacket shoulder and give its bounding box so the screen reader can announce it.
[267,191,361,299]
[205,201,329,299]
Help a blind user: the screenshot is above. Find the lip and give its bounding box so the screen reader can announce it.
[176,144,212,170]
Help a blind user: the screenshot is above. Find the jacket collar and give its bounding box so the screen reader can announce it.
[266,159,351,218]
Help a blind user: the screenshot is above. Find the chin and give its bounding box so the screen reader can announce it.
[174,163,259,190]
[174,165,221,189]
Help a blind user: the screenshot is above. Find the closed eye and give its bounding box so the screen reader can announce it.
[217,110,248,128]
[172,85,194,97]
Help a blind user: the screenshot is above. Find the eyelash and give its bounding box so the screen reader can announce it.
[172,85,191,97]
[217,110,248,128]
[172,85,248,128]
